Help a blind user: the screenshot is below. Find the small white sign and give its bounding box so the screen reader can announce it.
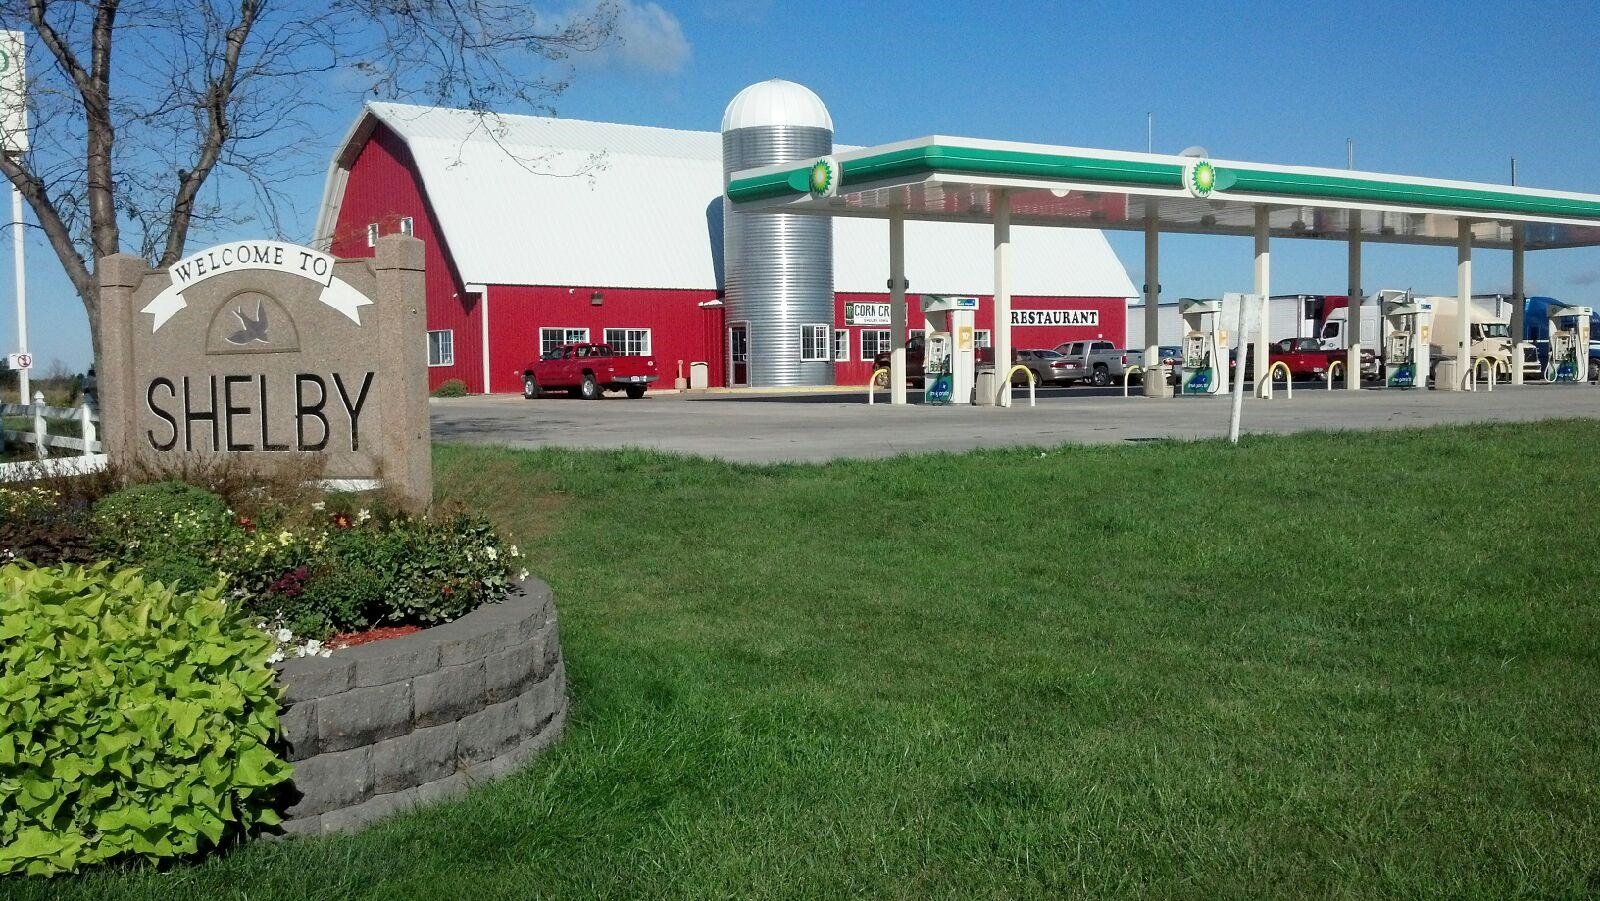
[0,30,26,154]
[845,302,891,326]
[1010,309,1099,327]
[5,351,30,370]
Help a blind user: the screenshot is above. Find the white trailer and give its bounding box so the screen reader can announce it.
[1127,295,1313,350]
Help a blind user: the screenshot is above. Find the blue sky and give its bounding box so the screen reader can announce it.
[7,0,1599,370]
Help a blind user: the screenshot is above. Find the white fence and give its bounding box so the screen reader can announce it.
[1,392,107,481]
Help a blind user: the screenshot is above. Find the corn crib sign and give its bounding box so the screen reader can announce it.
[96,236,431,509]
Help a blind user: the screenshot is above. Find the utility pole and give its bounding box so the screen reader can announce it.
[1,30,26,403]
[1147,112,1153,154]
[1346,138,1354,170]
[1511,156,1518,186]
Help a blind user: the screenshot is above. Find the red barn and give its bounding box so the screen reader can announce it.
[314,103,1135,393]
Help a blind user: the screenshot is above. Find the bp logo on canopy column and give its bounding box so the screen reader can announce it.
[1183,159,1217,198]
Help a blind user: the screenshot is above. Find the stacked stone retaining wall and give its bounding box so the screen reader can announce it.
[272,576,566,834]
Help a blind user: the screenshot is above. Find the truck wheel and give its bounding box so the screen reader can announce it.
[872,369,890,389]
[625,385,647,399]
[580,374,602,400]
[1091,364,1111,387]
[522,375,540,399]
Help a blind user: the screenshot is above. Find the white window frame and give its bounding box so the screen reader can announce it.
[540,327,590,357]
[860,329,891,361]
[399,216,414,236]
[800,324,830,362]
[603,327,652,357]
[908,328,926,342]
[427,329,454,367]
[974,329,992,348]
[833,329,850,362]
[366,223,379,247]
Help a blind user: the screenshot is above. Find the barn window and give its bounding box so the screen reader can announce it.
[427,330,454,367]
[366,223,378,247]
[908,328,925,343]
[833,329,849,362]
[974,330,992,349]
[800,324,830,362]
[603,328,651,356]
[399,216,414,236]
[860,329,891,361]
[540,327,589,356]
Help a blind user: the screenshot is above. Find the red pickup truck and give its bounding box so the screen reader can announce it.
[1233,337,1377,381]
[521,344,658,399]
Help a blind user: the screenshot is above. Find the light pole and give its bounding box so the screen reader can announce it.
[0,30,26,403]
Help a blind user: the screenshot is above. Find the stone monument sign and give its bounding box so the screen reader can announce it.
[97,235,431,509]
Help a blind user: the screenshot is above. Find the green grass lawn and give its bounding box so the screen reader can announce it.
[16,422,1600,899]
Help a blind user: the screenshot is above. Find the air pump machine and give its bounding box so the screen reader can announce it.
[921,295,978,405]
[1178,297,1228,395]
[1382,292,1433,388]
[1544,302,1592,382]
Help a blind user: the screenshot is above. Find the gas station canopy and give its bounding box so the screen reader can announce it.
[727,137,1600,250]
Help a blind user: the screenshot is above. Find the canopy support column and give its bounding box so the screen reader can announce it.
[1510,225,1526,385]
[889,206,908,405]
[993,190,1012,408]
[1346,212,1362,391]
[1445,219,1473,391]
[1142,202,1166,398]
[1254,206,1273,398]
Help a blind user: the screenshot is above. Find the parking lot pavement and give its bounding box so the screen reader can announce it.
[431,384,1600,464]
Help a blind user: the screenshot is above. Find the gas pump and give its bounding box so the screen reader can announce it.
[1381,292,1433,388]
[921,295,978,405]
[1544,303,1592,382]
[1178,297,1228,395]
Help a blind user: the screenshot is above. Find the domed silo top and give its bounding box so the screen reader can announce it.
[721,79,833,133]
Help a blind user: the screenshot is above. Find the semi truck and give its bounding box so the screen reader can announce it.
[1318,294,1539,383]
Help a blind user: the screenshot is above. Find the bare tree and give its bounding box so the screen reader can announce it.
[0,0,617,360]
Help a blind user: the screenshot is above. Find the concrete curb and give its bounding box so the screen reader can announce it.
[272,576,567,835]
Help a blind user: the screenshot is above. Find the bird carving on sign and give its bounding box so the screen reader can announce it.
[227,297,270,345]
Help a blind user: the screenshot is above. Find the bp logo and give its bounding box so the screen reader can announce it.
[1183,159,1217,198]
[809,156,839,198]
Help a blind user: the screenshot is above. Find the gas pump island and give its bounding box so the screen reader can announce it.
[921,294,978,405]
[1544,302,1592,382]
[1382,292,1434,388]
[1178,297,1229,395]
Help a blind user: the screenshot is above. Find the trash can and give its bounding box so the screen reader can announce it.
[1144,365,1173,398]
[1433,357,1457,390]
[974,368,997,406]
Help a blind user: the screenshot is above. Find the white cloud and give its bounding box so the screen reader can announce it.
[586,1,692,75]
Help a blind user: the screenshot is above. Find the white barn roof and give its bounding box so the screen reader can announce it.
[316,102,1136,299]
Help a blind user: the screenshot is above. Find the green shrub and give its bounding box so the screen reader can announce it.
[0,563,291,876]
[431,379,469,398]
[89,483,236,590]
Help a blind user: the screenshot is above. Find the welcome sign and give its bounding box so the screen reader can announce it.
[96,236,432,509]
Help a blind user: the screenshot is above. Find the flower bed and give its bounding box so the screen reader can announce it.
[1,478,529,646]
[0,471,566,870]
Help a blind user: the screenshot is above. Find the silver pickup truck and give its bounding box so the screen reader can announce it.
[1051,339,1139,386]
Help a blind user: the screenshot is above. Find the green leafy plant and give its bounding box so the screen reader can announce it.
[89,483,237,591]
[0,563,292,876]
[431,379,469,398]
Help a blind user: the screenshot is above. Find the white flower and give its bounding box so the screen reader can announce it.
[485,546,498,561]
[509,545,520,558]
[518,569,530,581]
[267,650,284,664]
[303,639,323,655]
[274,627,293,644]
[311,501,326,511]
[357,509,372,522]
[318,648,333,658]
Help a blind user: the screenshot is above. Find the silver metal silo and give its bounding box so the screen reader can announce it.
[722,85,834,388]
